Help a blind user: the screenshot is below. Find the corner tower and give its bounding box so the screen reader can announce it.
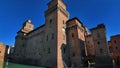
[44,0,69,68]
[90,24,113,68]
[13,20,34,64]
[90,24,109,56]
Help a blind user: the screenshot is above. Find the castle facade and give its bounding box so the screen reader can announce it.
[13,0,113,68]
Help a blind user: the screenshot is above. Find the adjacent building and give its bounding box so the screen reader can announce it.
[0,42,6,68]
[109,34,120,68]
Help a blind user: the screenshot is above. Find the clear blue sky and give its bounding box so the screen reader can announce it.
[0,0,120,46]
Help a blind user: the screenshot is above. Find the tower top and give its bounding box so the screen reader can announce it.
[51,0,62,1]
[52,0,62,1]
[47,0,66,9]
[21,19,34,33]
[45,0,69,18]
[90,24,106,31]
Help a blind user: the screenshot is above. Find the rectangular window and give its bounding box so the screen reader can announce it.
[46,35,48,41]
[52,33,54,40]
[114,40,117,44]
[49,19,52,28]
[100,48,103,53]
[63,48,65,53]
[116,46,118,49]
[72,33,74,38]
[22,44,25,47]
[50,19,52,24]
[48,48,51,54]
[63,20,65,24]
[97,41,100,45]
[72,53,75,57]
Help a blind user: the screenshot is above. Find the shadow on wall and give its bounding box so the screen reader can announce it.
[60,39,89,67]
[79,39,88,67]
[61,43,71,67]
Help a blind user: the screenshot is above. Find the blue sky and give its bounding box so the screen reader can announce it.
[0,0,120,46]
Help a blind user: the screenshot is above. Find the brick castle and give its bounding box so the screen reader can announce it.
[2,0,119,68]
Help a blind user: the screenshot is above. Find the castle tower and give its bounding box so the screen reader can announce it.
[44,0,69,68]
[13,20,34,63]
[66,18,86,67]
[90,24,113,68]
[90,24,109,56]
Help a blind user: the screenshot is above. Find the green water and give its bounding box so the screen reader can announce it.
[3,62,45,68]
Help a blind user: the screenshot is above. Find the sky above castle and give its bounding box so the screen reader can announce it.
[0,0,120,45]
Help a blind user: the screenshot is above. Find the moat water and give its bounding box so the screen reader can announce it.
[3,62,45,68]
[2,61,96,68]
[3,62,90,68]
